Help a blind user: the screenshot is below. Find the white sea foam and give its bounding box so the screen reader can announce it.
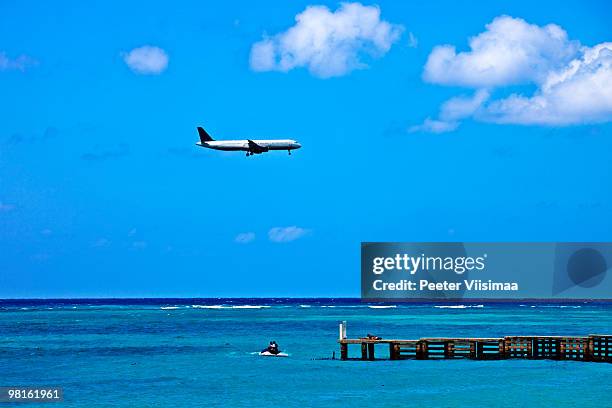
[299,305,311,308]
[191,305,271,309]
[368,305,396,309]
[192,305,224,309]
[160,306,180,310]
[232,305,270,309]
[190,305,272,310]
[434,305,484,309]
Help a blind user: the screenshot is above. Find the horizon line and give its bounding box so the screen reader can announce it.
[1,297,611,302]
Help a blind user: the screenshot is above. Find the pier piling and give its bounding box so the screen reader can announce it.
[367,343,375,360]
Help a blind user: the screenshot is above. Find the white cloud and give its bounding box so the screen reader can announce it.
[440,89,490,121]
[249,2,403,78]
[268,226,309,243]
[410,90,489,133]
[0,202,15,212]
[0,52,37,71]
[235,232,256,244]
[409,118,458,134]
[123,46,168,75]
[417,16,612,130]
[407,32,418,48]
[250,40,276,72]
[423,16,578,87]
[480,43,612,125]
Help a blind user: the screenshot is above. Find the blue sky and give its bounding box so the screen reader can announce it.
[0,0,610,297]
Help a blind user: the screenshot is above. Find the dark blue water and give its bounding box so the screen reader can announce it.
[1,299,610,407]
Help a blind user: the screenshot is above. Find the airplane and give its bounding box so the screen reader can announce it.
[195,127,301,157]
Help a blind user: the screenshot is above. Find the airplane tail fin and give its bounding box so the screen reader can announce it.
[197,127,214,143]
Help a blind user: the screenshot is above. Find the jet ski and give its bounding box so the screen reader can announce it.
[259,351,289,357]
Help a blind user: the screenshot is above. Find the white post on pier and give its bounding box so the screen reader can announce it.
[339,321,347,340]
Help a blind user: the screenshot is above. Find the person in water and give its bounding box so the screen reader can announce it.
[262,341,280,354]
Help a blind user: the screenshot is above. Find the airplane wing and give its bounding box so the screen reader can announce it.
[248,140,269,154]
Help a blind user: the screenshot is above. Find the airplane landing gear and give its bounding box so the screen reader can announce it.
[288,149,291,155]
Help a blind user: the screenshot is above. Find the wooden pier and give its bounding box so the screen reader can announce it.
[337,322,612,362]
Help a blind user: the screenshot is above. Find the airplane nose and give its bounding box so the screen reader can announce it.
[294,142,302,149]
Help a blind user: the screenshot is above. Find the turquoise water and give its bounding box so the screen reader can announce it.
[1,299,611,407]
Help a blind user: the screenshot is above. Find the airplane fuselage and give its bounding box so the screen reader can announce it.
[197,140,301,152]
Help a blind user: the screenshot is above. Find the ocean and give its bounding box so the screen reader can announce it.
[1,299,610,407]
